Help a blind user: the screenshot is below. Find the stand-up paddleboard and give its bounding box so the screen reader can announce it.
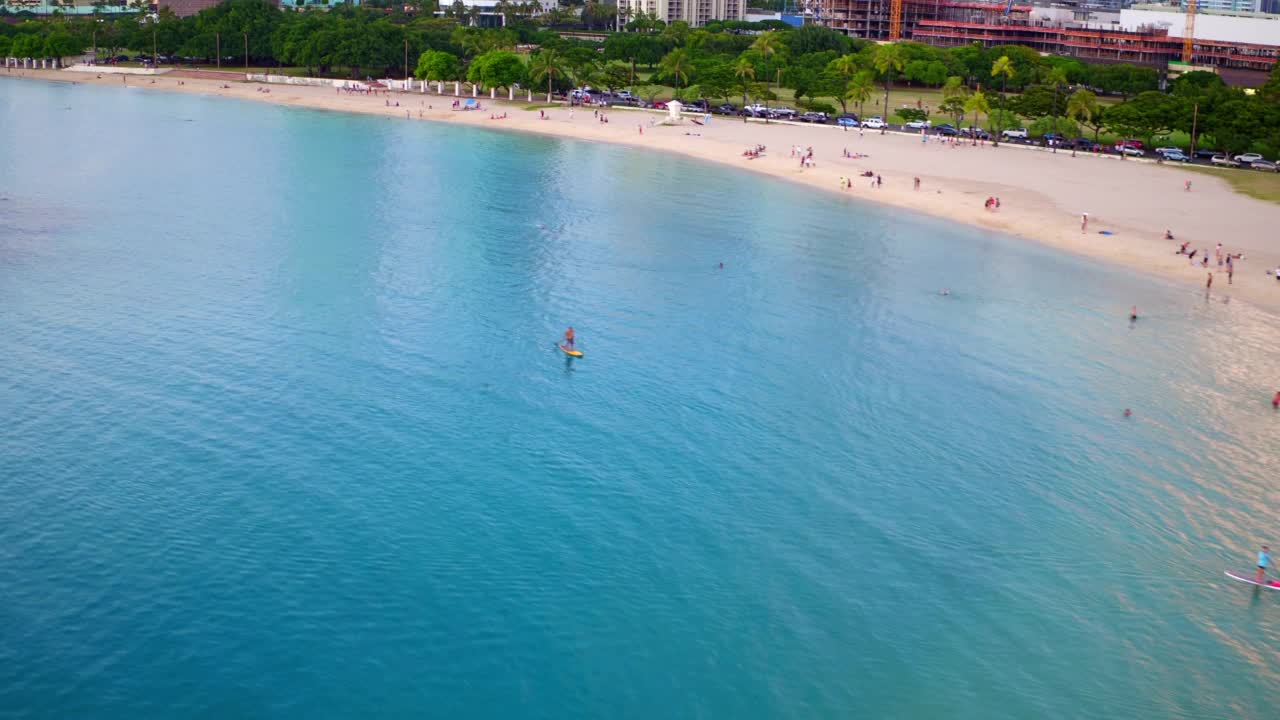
[559,345,583,358]
[1224,570,1280,590]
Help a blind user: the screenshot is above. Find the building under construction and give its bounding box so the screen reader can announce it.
[810,0,1279,79]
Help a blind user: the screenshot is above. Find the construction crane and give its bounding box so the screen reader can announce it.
[1182,0,1196,64]
[889,0,903,40]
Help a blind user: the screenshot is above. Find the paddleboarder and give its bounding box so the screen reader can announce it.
[563,326,575,351]
[1257,546,1271,583]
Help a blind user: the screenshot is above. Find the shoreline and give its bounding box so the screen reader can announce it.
[6,68,1280,314]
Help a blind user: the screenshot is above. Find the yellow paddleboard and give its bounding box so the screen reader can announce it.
[559,345,583,358]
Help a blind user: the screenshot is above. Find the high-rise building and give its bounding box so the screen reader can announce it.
[1180,0,1260,13]
[621,0,746,26]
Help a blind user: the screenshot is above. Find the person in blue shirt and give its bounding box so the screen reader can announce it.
[1256,546,1271,583]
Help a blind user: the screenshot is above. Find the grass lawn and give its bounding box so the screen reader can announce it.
[1187,166,1280,205]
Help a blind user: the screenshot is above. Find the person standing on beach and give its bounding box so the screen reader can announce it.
[914,177,920,190]
[1206,272,1213,289]
[1081,213,1088,233]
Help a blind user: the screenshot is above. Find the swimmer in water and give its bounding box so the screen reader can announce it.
[939,289,950,296]
[1130,306,1138,321]
[563,326,575,350]
[1123,409,1132,417]
[1273,391,1280,409]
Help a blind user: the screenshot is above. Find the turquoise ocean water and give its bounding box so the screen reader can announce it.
[2,79,1279,718]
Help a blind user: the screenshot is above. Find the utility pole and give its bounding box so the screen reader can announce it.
[216,32,220,70]
[244,32,248,72]
[404,39,408,83]
[153,27,157,68]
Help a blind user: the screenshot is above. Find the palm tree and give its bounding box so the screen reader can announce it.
[732,56,755,108]
[873,43,906,135]
[830,53,859,114]
[964,90,990,146]
[940,75,969,126]
[990,55,1014,145]
[529,49,567,103]
[846,70,874,120]
[750,31,782,109]
[1066,88,1099,157]
[1047,67,1068,152]
[659,47,691,98]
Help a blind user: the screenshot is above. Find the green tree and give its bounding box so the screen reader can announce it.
[528,47,567,101]
[990,55,1014,145]
[825,53,859,114]
[732,55,755,108]
[749,30,783,109]
[940,75,969,126]
[658,46,691,96]
[964,90,989,145]
[1066,88,1101,154]
[43,32,80,67]
[414,49,459,81]
[872,42,905,134]
[1104,90,1179,151]
[845,70,874,119]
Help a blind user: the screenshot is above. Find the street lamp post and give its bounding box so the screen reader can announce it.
[215,32,220,70]
[244,32,248,72]
[403,39,408,84]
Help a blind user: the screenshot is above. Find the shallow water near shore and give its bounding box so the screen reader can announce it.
[3,79,1280,719]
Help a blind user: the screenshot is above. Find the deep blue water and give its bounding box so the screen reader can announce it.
[2,78,1280,719]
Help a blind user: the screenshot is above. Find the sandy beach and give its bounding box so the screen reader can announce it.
[8,67,1280,313]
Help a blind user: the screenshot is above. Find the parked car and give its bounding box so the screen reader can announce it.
[836,115,860,127]
[1117,145,1145,157]
[1040,133,1066,145]
[769,106,797,119]
[652,101,667,110]
[1160,149,1190,162]
[684,99,709,113]
[713,103,738,115]
[743,103,768,115]
[1193,148,1219,159]
[1251,159,1278,172]
[1116,139,1144,150]
[1234,153,1264,164]
[615,90,633,100]
[905,119,931,130]
[799,111,829,123]
[1154,146,1181,157]
[1211,154,1241,167]
[933,123,959,136]
[961,126,991,140]
[861,117,887,129]
[1002,127,1029,140]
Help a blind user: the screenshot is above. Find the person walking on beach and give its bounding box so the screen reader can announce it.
[914,177,920,191]
[1185,179,1192,192]
[1206,272,1213,289]
[1081,213,1088,233]
[1257,546,1271,582]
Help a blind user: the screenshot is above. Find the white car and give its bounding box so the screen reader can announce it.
[1234,153,1264,164]
[861,117,887,129]
[1211,154,1241,167]
[905,119,931,130]
[615,90,633,100]
[1001,127,1029,139]
[1154,147,1181,156]
[1119,146,1145,157]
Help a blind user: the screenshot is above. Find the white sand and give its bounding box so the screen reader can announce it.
[10,68,1280,313]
